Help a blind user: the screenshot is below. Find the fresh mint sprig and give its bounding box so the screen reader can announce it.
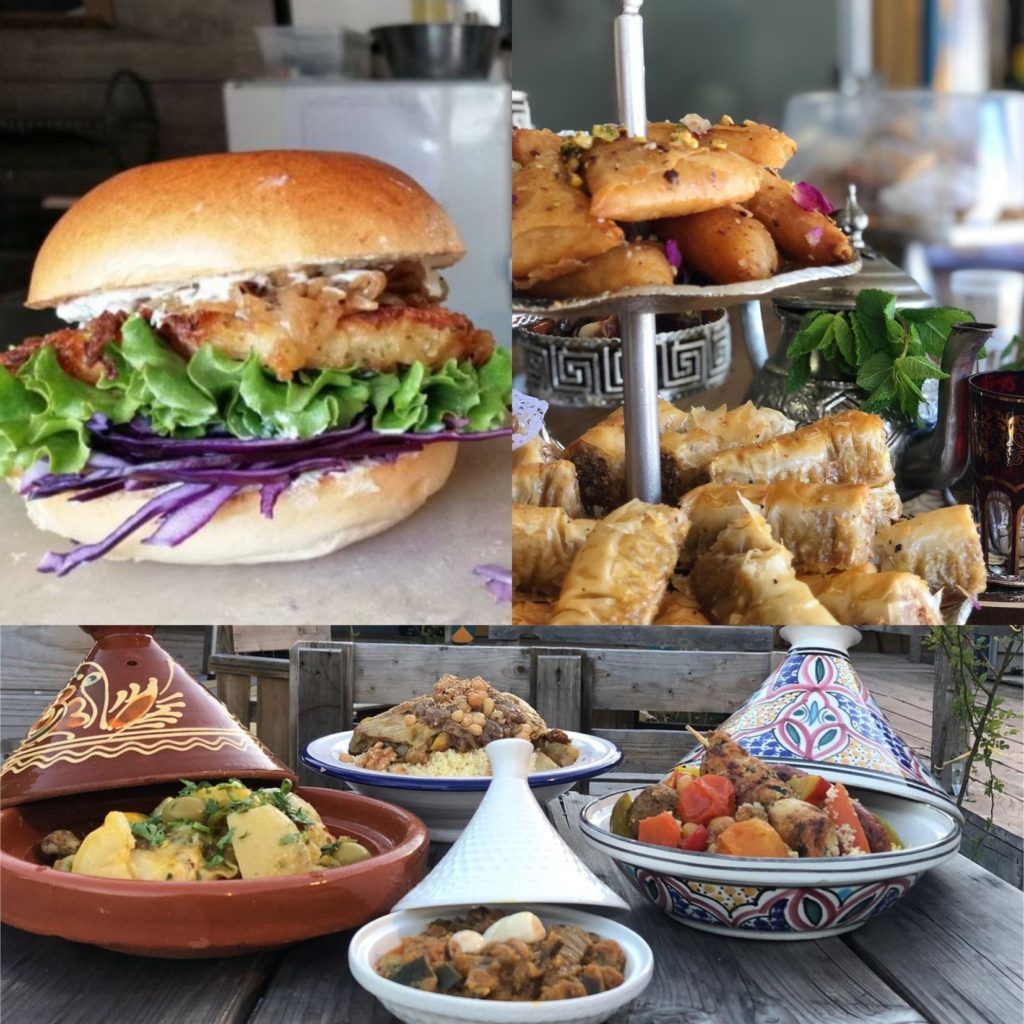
[785,289,973,424]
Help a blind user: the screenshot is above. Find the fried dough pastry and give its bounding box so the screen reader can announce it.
[657,206,779,284]
[808,570,943,625]
[703,410,893,488]
[746,171,854,265]
[512,504,596,597]
[528,241,675,298]
[512,459,584,517]
[512,598,556,626]
[565,400,690,512]
[512,127,563,164]
[690,499,839,625]
[698,120,797,169]
[873,505,986,599]
[512,151,623,289]
[580,130,761,222]
[550,499,687,625]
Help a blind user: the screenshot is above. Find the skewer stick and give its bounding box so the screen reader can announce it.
[686,725,711,749]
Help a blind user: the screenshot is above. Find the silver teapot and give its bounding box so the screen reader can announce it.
[745,188,993,498]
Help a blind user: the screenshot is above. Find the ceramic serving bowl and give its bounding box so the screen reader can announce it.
[0,784,429,957]
[581,785,960,940]
[302,731,622,843]
[349,904,654,1024]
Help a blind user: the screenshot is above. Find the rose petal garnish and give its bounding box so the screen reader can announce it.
[792,181,836,215]
[805,227,824,247]
[511,389,549,450]
[664,238,682,270]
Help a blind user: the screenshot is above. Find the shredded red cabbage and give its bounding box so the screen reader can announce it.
[473,563,512,603]
[30,417,510,574]
[664,239,682,270]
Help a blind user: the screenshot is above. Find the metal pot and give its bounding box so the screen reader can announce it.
[371,24,498,80]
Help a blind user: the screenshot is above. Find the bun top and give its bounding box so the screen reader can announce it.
[27,150,465,308]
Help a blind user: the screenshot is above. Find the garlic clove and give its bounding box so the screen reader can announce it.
[448,930,485,957]
[482,911,546,945]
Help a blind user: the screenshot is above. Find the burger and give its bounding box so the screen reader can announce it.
[0,151,510,575]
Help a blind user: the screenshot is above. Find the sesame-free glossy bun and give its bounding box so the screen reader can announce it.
[23,443,459,566]
[27,151,465,308]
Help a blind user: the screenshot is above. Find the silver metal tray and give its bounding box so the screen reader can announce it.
[511,257,863,317]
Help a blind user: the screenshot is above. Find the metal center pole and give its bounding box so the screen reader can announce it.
[615,0,661,503]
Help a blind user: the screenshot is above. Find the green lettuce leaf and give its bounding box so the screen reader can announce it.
[0,315,511,476]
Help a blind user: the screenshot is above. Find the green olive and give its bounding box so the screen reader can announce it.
[160,795,206,825]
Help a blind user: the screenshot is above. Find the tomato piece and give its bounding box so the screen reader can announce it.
[677,774,736,825]
[636,810,682,848]
[679,823,709,851]
[789,774,830,805]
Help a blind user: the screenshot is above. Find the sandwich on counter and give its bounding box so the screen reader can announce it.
[0,150,510,574]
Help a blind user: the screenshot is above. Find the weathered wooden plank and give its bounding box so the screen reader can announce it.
[292,643,350,789]
[586,648,771,713]
[256,676,292,767]
[0,626,208,688]
[490,626,774,650]
[531,650,582,732]
[232,626,331,655]
[0,924,277,1024]
[208,655,290,679]
[341,642,533,701]
[960,809,1024,889]
[846,854,1024,1024]
[217,672,253,731]
[592,727,700,775]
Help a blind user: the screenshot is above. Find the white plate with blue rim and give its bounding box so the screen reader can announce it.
[301,731,622,842]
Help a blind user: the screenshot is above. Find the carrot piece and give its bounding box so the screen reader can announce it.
[637,810,682,848]
[713,818,791,858]
[824,782,871,853]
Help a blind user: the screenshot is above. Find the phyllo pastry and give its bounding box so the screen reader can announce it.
[690,499,838,625]
[703,410,892,487]
[512,598,555,626]
[348,675,578,772]
[873,505,986,599]
[511,504,596,597]
[551,499,687,625]
[808,570,943,625]
[512,459,584,517]
[653,582,710,625]
[512,140,623,290]
[681,480,877,573]
[565,400,690,512]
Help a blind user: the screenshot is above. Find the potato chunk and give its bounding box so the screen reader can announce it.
[227,804,314,879]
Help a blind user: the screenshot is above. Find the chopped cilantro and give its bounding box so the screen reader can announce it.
[178,780,198,795]
[130,819,165,848]
[205,799,219,816]
[279,833,300,845]
[190,822,211,834]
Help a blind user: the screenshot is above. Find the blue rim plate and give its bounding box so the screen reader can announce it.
[301,730,622,792]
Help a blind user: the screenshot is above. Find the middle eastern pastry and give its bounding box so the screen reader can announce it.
[345,675,579,775]
[511,399,986,626]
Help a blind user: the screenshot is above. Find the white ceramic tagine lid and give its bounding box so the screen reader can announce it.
[394,738,629,912]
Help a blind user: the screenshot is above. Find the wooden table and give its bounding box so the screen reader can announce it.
[2,793,1022,1024]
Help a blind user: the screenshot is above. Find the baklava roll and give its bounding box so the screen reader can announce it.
[511,504,596,597]
[512,459,584,518]
[808,570,943,625]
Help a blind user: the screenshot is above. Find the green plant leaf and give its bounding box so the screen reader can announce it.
[831,317,856,370]
[787,354,812,393]
[898,306,974,359]
[785,311,836,360]
[854,289,902,352]
[856,350,894,392]
[894,353,949,384]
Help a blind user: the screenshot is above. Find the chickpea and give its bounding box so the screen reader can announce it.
[675,773,694,792]
[493,710,504,722]
[473,711,486,725]
[708,816,735,836]
[680,822,701,840]
[467,691,484,710]
[403,713,417,727]
[469,723,483,737]
[451,709,465,724]
[482,697,494,716]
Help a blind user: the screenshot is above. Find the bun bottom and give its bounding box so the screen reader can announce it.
[24,443,458,566]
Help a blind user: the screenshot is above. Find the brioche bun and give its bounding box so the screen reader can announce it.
[24,443,458,565]
[27,151,466,309]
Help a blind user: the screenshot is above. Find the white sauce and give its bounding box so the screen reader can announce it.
[55,264,446,325]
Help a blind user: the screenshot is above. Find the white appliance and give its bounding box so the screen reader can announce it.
[223,80,509,335]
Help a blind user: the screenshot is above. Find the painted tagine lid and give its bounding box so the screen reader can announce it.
[1,628,293,808]
[676,625,961,820]
[395,738,628,912]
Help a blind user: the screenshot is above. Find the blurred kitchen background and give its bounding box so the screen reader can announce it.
[0,0,512,344]
[513,0,1024,416]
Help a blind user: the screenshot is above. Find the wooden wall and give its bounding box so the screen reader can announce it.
[0,0,275,201]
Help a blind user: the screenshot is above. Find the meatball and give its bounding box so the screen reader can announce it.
[626,784,679,833]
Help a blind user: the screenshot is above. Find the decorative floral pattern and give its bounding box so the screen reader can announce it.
[2,655,246,776]
[677,648,936,790]
[621,864,918,935]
